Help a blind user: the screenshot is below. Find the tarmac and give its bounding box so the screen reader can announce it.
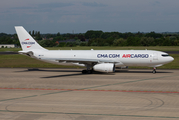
[0,68,179,120]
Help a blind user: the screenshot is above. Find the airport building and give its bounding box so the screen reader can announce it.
[0,44,16,48]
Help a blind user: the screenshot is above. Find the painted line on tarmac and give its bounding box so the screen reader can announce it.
[0,110,179,119]
[0,88,179,94]
[0,95,38,102]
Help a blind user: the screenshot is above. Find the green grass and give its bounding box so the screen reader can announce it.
[0,54,82,68]
[0,48,21,52]
[0,46,179,52]
[0,54,178,69]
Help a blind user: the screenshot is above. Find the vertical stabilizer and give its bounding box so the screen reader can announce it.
[15,26,46,51]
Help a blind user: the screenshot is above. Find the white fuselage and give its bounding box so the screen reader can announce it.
[32,50,174,68]
[15,26,174,73]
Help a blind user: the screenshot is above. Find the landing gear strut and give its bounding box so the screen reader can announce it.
[82,64,94,74]
[152,67,156,74]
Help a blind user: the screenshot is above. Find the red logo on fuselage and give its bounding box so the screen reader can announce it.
[122,54,131,58]
[25,38,29,41]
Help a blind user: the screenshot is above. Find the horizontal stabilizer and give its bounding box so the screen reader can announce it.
[18,51,34,57]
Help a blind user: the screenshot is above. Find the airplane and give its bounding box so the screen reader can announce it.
[15,26,174,74]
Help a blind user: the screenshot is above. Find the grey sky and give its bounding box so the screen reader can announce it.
[1,0,179,34]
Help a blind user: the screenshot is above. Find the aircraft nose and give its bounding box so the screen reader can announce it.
[169,56,174,62]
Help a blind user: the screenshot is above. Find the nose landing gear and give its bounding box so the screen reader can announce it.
[152,67,156,74]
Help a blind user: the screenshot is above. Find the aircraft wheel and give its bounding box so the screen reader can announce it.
[82,70,87,74]
[152,70,156,74]
[88,70,93,74]
[82,70,93,74]
[152,67,156,74]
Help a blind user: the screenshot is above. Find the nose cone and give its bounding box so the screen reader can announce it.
[166,56,174,63]
[162,56,174,64]
[170,57,174,62]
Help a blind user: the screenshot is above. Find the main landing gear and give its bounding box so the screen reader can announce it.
[82,69,93,74]
[82,64,94,74]
[152,67,156,74]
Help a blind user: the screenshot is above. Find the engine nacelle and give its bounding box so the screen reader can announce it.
[93,63,115,73]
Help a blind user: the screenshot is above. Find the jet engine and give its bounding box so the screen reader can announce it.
[93,63,115,73]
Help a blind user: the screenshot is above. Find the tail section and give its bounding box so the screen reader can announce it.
[15,26,46,51]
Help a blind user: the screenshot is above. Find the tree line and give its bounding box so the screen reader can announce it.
[85,31,179,46]
[0,30,179,48]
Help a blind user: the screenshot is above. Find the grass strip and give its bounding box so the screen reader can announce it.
[0,54,82,68]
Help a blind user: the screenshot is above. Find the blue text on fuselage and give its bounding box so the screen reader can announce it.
[97,54,120,58]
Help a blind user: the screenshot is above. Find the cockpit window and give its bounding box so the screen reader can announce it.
[161,54,170,57]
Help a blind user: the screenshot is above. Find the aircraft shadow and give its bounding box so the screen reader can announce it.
[15,68,115,78]
[115,69,173,73]
[41,73,86,78]
[40,70,172,78]
[41,70,115,78]
[41,72,115,78]
[15,68,172,78]
[27,68,172,74]
[16,68,82,73]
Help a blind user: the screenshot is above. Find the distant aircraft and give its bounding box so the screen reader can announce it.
[15,26,174,74]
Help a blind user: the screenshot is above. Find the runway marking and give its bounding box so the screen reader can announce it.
[0,87,179,94]
[0,95,37,102]
[0,110,179,119]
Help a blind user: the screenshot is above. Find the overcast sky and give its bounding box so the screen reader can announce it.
[1,0,179,34]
